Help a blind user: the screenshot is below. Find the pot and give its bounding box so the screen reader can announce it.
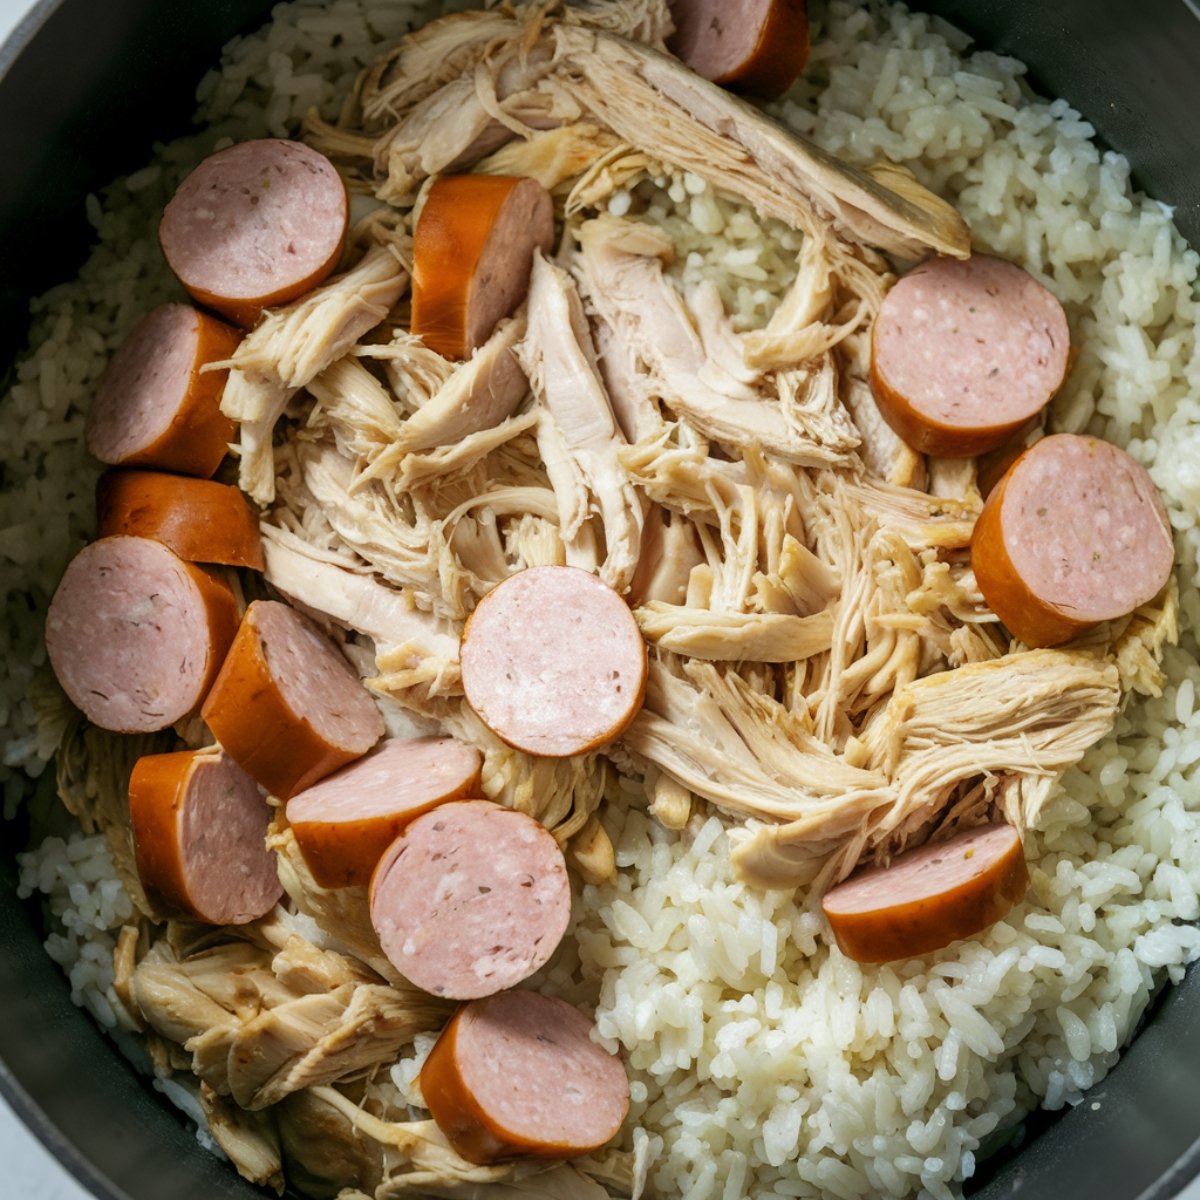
[1,2,1198,1198]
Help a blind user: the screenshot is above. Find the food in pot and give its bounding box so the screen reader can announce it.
[5,2,1199,1198]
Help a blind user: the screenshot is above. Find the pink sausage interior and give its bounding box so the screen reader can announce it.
[85,304,201,464]
[873,255,1070,430]
[370,800,571,1000]
[823,824,1021,917]
[287,736,481,826]
[453,990,629,1148]
[669,0,766,83]
[461,567,645,757]
[999,434,1174,623]
[160,139,346,305]
[183,752,282,925]
[250,600,384,754]
[46,536,219,733]
[466,179,554,354]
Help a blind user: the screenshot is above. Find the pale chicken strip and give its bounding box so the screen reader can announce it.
[635,604,834,663]
[199,1085,285,1195]
[552,25,969,260]
[260,524,460,667]
[363,317,530,484]
[622,661,889,824]
[733,650,1120,890]
[220,246,408,504]
[576,216,854,467]
[476,121,624,191]
[519,253,644,591]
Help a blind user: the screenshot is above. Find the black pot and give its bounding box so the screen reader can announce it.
[2,2,1199,1198]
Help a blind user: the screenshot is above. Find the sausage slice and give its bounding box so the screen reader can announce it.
[822,823,1030,964]
[96,470,264,570]
[460,566,647,758]
[411,175,554,361]
[46,536,239,733]
[420,990,629,1164]
[84,303,241,478]
[369,800,571,1000]
[159,139,348,328]
[130,748,282,925]
[870,255,1070,457]
[971,433,1174,647]
[201,599,385,799]
[668,0,810,99]
[286,736,483,888]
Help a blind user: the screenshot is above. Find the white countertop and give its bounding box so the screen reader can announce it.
[1,0,1199,1197]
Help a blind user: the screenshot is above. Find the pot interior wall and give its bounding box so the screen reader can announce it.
[1,2,1199,1198]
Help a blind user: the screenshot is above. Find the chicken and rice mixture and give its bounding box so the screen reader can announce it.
[4,1,1200,1199]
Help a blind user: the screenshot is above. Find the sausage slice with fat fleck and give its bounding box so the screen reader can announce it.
[286,736,483,888]
[971,433,1174,647]
[369,800,571,1000]
[201,599,385,799]
[822,823,1030,963]
[85,303,241,478]
[130,748,282,925]
[870,255,1070,457]
[96,469,264,570]
[159,139,348,328]
[45,536,240,733]
[411,175,554,361]
[460,566,647,758]
[669,0,810,99]
[420,990,629,1164]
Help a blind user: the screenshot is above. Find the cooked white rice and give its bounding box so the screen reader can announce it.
[7,2,1200,1199]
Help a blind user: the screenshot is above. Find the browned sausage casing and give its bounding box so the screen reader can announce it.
[369,800,571,999]
[201,599,385,799]
[420,990,630,1164]
[971,433,1174,647]
[286,735,483,888]
[460,566,647,758]
[159,139,348,328]
[130,748,282,925]
[822,823,1030,963]
[96,469,264,570]
[870,255,1070,458]
[84,304,241,478]
[669,0,810,99]
[411,175,554,361]
[45,536,240,733]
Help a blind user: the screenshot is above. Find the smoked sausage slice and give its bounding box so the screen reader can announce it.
[971,433,1174,648]
[369,800,571,1000]
[85,304,241,478]
[130,748,282,925]
[159,139,348,328]
[460,566,647,758]
[822,823,1030,964]
[46,536,239,733]
[96,469,264,570]
[286,736,483,888]
[870,255,1070,457]
[669,0,810,99]
[411,175,554,361]
[201,599,385,800]
[420,990,629,1164]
